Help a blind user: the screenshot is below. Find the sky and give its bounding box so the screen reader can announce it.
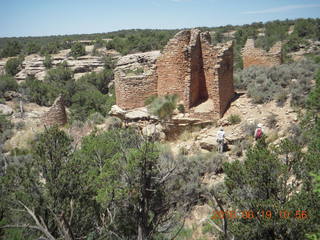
[0,0,320,37]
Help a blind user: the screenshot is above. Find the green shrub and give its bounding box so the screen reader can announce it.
[43,54,53,69]
[40,42,60,55]
[105,117,122,130]
[228,114,241,125]
[20,76,59,106]
[70,42,86,58]
[87,112,105,125]
[275,88,288,106]
[77,69,113,94]
[235,60,319,106]
[15,121,25,130]
[103,56,115,70]
[177,104,185,114]
[5,57,24,76]
[25,41,40,55]
[144,95,157,106]
[242,121,258,137]
[147,94,178,121]
[0,75,18,98]
[1,40,22,57]
[70,89,109,121]
[266,113,278,128]
[0,114,13,143]
[45,64,73,84]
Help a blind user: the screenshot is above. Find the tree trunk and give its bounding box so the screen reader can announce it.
[137,224,145,240]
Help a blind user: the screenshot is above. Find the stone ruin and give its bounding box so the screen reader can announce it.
[242,39,282,68]
[43,95,67,126]
[114,29,235,120]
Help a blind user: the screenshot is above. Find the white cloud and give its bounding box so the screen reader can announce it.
[242,4,320,14]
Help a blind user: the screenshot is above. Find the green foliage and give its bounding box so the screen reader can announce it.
[224,138,320,240]
[70,88,111,121]
[5,57,24,76]
[227,114,241,125]
[43,54,52,69]
[255,20,291,51]
[77,68,113,94]
[177,104,185,114]
[293,18,320,40]
[41,62,76,106]
[21,61,115,121]
[235,60,320,106]
[0,40,22,57]
[40,41,60,55]
[106,29,177,55]
[0,74,18,98]
[69,74,115,121]
[45,63,73,83]
[144,94,157,106]
[0,114,13,144]
[20,76,60,106]
[148,94,178,121]
[70,42,86,58]
[0,126,101,239]
[306,70,320,120]
[86,112,105,125]
[24,41,40,55]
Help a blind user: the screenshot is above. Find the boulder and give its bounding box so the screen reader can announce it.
[109,105,127,118]
[4,91,22,101]
[124,107,151,120]
[198,136,217,151]
[0,104,13,115]
[142,124,165,140]
[109,105,157,121]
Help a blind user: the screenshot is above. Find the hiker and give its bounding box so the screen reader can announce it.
[217,127,225,153]
[254,123,263,140]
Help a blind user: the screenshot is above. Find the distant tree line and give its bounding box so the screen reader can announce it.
[1,18,319,65]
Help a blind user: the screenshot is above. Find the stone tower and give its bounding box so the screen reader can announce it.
[43,95,67,126]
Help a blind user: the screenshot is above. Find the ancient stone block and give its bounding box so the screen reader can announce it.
[242,39,282,68]
[43,95,67,126]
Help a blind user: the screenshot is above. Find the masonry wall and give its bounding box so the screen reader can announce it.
[200,34,234,118]
[189,30,207,108]
[157,30,191,109]
[242,39,282,68]
[217,43,234,117]
[114,51,160,110]
[200,33,220,118]
[115,29,235,120]
[115,74,158,110]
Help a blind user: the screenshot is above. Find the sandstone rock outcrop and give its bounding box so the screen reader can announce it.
[0,58,7,75]
[15,54,46,80]
[43,96,67,126]
[11,49,120,81]
[242,39,282,68]
[0,104,13,115]
[114,29,234,121]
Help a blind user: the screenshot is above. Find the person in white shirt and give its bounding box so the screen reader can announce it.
[217,127,225,153]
